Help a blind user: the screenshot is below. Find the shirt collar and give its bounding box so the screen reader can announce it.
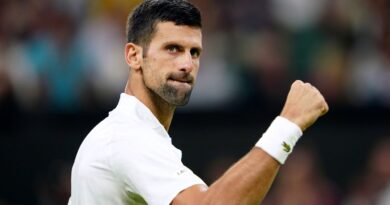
[112,93,170,139]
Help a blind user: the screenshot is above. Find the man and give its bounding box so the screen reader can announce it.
[68,0,329,205]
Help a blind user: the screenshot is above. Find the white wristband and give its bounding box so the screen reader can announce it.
[255,116,303,164]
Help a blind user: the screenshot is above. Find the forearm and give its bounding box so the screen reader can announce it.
[201,147,280,205]
[174,117,299,205]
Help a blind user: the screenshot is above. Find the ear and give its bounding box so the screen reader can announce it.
[125,43,143,70]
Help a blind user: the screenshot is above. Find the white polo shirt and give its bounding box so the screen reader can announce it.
[68,93,205,205]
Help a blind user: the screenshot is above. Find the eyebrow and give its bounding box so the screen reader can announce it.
[162,41,203,52]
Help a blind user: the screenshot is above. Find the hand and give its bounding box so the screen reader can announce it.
[280,80,329,131]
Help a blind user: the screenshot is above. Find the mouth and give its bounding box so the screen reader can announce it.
[168,78,192,84]
[167,73,194,85]
[167,75,194,90]
[167,78,192,87]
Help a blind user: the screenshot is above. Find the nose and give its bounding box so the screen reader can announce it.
[178,51,194,73]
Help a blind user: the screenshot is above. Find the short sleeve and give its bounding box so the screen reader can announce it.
[109,127,205,205]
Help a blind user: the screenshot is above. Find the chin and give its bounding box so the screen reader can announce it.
[174,99,190,106]
[160,85,192,106]
[167,95,191,106]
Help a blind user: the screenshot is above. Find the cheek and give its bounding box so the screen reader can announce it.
[192,61,200,76]
[143,61,157,84]
[144,59,167,85]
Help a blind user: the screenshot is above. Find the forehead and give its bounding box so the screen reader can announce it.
[150,21,202,48]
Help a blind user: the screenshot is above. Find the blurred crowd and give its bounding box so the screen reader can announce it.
[191,0,390,110]
[0,0,390,113]
[0,0,138,113]
[0,0,389,204]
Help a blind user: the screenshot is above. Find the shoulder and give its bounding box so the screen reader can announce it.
[107,124,179,169]
[93,111,155,139]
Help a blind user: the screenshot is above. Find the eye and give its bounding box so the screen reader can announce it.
[190,48,201,58]
[167,45,180,53]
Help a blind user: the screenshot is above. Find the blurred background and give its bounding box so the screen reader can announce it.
[0,0,389,204]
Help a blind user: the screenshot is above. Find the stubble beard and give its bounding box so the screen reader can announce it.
[159,83,192,106]
[144,76,193,107]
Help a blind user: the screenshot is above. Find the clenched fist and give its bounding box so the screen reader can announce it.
[280,80,329,131]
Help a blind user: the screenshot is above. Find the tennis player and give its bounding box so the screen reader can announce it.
[68,0,329,204]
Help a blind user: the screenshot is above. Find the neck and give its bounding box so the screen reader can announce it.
[125,77,175,131]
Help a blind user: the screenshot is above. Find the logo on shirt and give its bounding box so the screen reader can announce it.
[126,191,147,205]
[282,141,291,153]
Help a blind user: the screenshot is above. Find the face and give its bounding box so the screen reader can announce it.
[141,22,202,106]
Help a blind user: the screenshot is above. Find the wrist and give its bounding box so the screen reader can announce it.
[279,111,304,130]
[255,116,303,164]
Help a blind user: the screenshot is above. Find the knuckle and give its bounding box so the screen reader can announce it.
[324,102,329,110]
[322,102,329,112]
[293,80,303,86]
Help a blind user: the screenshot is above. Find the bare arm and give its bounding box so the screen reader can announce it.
[173,148,280,205]
[172,80,329,205]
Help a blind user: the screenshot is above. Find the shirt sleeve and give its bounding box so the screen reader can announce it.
[109,127,206,205]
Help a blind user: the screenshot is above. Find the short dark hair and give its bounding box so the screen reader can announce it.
[126,0,202,49]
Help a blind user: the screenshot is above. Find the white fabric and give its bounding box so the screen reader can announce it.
[68,93,205,205]
[255,116,303,164]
